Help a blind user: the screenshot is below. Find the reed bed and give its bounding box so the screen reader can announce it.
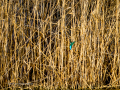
[0,0,120,89]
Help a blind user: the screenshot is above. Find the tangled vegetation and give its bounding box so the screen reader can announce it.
[0,0,120,89]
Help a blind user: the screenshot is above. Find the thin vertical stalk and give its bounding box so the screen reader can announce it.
[96,0,100,87]
[60,0,65,88]
[116,0,119,85]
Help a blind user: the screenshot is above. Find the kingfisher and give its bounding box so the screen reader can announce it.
[70,41,75,50]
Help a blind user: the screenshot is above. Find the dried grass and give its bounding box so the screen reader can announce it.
[0,0,120,89]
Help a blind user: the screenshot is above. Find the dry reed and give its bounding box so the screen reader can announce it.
[0,0,120,89]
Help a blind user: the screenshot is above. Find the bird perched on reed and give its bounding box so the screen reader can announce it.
[70,41,75,50]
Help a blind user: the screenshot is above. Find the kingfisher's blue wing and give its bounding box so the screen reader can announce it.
[70,45,72,50]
